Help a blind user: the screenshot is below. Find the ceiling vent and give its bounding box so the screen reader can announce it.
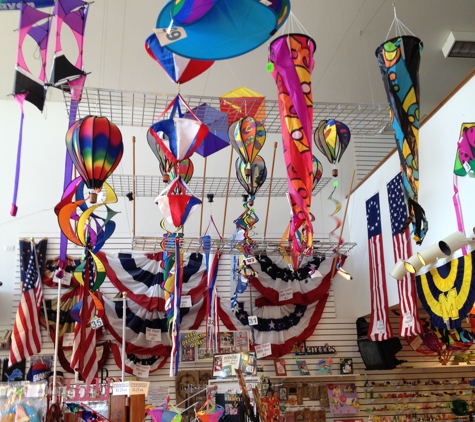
[442,31,475,58]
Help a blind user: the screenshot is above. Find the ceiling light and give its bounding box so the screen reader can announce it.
[442,31,475,58]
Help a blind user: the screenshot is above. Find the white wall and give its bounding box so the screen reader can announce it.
[346,71,475,317]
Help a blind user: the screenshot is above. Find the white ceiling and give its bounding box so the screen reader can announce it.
[0,0,474,117]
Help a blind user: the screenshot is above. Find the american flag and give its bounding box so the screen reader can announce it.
[9,239,47,366]
[387,173,423,337]
[366,193,393,341]
[70,249,98,380]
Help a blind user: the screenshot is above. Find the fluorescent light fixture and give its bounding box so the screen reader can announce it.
[442,31,475,58]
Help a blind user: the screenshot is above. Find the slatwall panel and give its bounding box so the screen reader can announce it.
[1,236,474,422]
[353,137,395,183]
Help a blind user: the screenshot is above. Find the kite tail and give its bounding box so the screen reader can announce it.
[11,106,25,217]
[328,184,342,244]
[408,199,428,245]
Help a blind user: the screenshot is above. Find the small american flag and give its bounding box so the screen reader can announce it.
[366,193,393,341]
[387,173,423,337]
[9,239,47,366]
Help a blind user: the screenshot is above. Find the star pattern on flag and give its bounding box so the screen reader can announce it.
[387,174,408,235]
[269,321,275,330]
[366,196,381,237]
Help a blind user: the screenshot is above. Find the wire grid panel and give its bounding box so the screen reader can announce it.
[63,87,392,137]
[107,175,332,198]
[132,235,357,257]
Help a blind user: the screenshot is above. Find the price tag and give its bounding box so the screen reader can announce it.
[26,383,45,398]
[154,27,187,47]
[90,316,103,330]
[180,295,192,308]
[279,287,293,302]
[133,364,150,379]
[54,271,72,286]
[248,316,258,326]
[63,332,74,347]
[243,256,257,265]
[403,312,414,327]
[130,381,150,396]
[112,382,130,396]
[375,320,386,334]
[146,327,162,342]
[255,343,272,358]
[409,335,423,351]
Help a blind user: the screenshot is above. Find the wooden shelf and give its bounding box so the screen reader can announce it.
[269,374,360,380]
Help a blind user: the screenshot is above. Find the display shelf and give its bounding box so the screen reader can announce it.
[108,174,332,198]
[132,235,357,257]
[62,87,393,137]
[269,374,360,380]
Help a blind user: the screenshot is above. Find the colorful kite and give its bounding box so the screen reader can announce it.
[49,0,90,102]
[155,0,290,60]
[155,177,202,227]
[314,119,351,177]
[10,3,51,216]
[145,32,214,84]
[376,35,428,245]
[220,86,266,126]
[185,104,230,157]
[269,34,316,259]
[454,123,475,176]
[148,94,208,182]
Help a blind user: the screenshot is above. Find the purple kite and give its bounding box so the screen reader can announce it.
[11,3,51,216]
[50,0,90,102]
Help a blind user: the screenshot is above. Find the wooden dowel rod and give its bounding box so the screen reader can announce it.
[264,142,278,239]
[132,136,136,237]
[199,156,208,236]
[222,148,234,235]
